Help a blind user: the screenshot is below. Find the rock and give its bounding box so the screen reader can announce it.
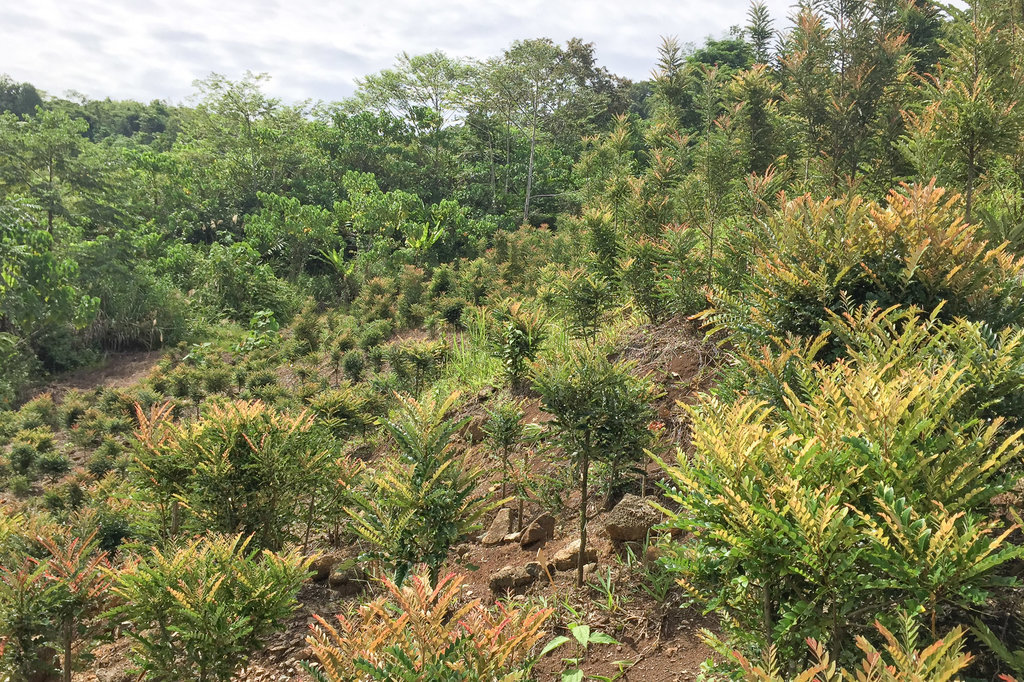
[328,562,365,596]
[552,538,598,571]
[520,512,556,547]
[310,552,345,582]
[503,531,522,543]
[525,560,554,580]
[583,562,599,578]
[489,565,535,593]
[462,416,486,444]
[604,494,660,542]
[481,507,514,545]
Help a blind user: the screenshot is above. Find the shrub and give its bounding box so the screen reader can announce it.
[547,267,615,345]
[112,534,311,682]
[705,183,1024,358]
[307,573,552,681]
[17,393,58,430]
[483,398,526,502]
[8,474,31,497]
[657,358,1024,665]
[722,304,1024,430]
[353,276,397,323]
[342,349,365,382]
[0,530,112,682]
[487,299,547,392]
[387,339,449,395]
[15,427,55,453]
[534,349,657,586]
[37,452,70,483]
[58,391,90,428]
[732,615,971,682]
[133,400,334,549]
[347,393,496,586]
[359,318,394,350]
[307,383,374,438]
[8,442,37,477]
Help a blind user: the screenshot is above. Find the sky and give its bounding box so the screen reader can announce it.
[1,0,795,105]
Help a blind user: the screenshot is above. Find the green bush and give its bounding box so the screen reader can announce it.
[486,299,547,392]
[657,355,1024,666]
[705,184,1024,359]
[9,442,37,477]
[134,400,334,550]
[58,391,90,428]
[534,349,657,586]
[347,393,495,586]
[341,349,365,382]
[37,452,70,483]
[359,318,394,350]
[17,393,58,430]
[112,534,311,682]
[8,474,31,498]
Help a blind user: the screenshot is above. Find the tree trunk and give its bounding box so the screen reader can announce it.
[62,617,73,682]
[523,128,537,225]
[523,94,539,225]
[577,448,590,588]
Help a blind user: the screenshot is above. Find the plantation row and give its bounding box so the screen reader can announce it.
[5,0,1024,679]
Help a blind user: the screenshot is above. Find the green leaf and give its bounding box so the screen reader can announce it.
[539,635,571,658]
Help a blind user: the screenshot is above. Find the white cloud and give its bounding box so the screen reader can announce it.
[0,0,794,104]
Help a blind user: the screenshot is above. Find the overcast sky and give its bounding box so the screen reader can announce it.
[2,0,795,105]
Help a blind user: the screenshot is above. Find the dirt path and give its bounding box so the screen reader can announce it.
[36,350,163,399]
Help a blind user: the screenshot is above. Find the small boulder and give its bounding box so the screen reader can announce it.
[520,512,556,547]
[552,538,598,571]
[310,552,345,582]
[328,562,365,596]
[525,560,554,580]
[481,508,514,545]
[489,565,535,593]
[604,494,661,542]
[462,416,486,444]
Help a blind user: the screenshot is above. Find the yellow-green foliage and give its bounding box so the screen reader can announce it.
[723,305,1024,428]
[113,534,311,682]
[733,615,971,682]
[346,392,496,585]
[657,356,1024,664]
[307,572,552,682]
[133,400,346,550]
[706,182,1024,354]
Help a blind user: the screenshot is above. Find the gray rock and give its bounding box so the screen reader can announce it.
[481,507,514,545]
[520,512,556,547]
[604,494,661,542]
[552,538,598,571]
[525,560,555,580]
[328,562,365,596]
[489,565,535,593]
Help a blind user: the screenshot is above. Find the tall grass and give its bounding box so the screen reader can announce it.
[430,307,500,400]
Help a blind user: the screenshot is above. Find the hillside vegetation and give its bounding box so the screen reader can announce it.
[4,0,1024,680]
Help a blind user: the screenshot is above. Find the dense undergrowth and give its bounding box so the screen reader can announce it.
[5,0,1024,680]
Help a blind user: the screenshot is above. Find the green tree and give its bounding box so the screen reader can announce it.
[534,350,656,586]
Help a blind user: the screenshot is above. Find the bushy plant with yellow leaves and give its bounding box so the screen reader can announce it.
[732,614,971,682]
[133,400,354,550]
[657,354,1024,667]
[346,392,498,586]
[705,182,1024,359]
[306,572,552,682]
[719,305,1024,429]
